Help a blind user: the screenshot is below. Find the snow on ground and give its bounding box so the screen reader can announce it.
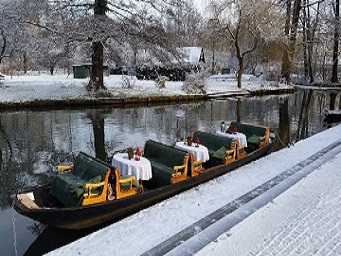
[207,74,286,92]
[46,124,341,256]
[198,150,341,255]
[0,73,293,103]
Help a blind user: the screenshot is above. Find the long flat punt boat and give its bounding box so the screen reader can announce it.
[10,122,273,230]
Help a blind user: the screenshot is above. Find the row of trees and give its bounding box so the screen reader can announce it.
[205,0,340,87]
[0,0,340,89]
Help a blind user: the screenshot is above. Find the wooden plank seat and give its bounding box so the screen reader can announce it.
[50,152,111,207]
[143,140,191,187]
[230,122,270,150]
[192,131,238,167]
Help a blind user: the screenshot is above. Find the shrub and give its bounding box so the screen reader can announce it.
[182,69,209,94]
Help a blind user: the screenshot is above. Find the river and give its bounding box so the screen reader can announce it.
[0,88,340,256]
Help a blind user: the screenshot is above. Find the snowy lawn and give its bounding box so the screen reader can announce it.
[0,73,293,103]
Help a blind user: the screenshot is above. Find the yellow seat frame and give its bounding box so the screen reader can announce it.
[57,165,111,206]
[114,168,139,199]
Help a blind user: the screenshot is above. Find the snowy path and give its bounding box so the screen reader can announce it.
[144,139,341,255]
[252,175,341,256]
[198,151,341,256]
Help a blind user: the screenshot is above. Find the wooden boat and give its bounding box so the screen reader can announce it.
[324,109,341,124]
[10,123,273,230]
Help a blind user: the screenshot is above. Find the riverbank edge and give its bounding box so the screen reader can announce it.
[0,87,295,110]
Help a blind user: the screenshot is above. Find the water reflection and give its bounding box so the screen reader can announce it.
[0,89,340,255]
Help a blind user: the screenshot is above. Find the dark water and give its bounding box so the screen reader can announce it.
[0,89,340,256]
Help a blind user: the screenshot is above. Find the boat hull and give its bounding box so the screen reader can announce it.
[11,143,271,230]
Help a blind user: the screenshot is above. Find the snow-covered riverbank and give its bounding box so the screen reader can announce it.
[0,73,294,107]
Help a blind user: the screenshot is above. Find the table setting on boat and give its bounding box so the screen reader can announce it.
[216,130,248,147]
[174,141,210,162]
[111,153,153,180]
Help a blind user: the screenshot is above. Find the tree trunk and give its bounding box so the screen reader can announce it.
[302,0,316,84]
[88,0,107,91]
[23,52,28,74]
[234,24,243,88]
[331,0,339,83]
[307,0,321,84]
[237,56,243,88]
[50,65,54,75]
[281,0,291,83]
[307,40,314,83]
[90,41,105,90]
[0,28,7,65]
[281,0,302,84]
[302,0,309,83]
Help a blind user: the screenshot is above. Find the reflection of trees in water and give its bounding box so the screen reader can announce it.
[294,90,339,141]
[0,120,13,163]
[0,111,82,209]
[296,89,313,141]
[236,96,279,125]
[330,92,337,110]
[328,91,341,110]
[236,99,241,123]
[1,93,334,209]
[87,110,107,162]
[272,96,291,150]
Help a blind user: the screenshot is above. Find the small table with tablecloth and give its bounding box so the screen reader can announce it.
[216,131,248,147]
[174,141,210,162]
[111,153,152,181]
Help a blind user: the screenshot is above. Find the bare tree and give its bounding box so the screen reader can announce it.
[281,0,302,84]
[209,0,283,88]
[302,0,322,84]
[4,0,184,90]
[331,0,339,83]
[0,1,20,66]
[164,0,203,47]
[87,0,107,90]
[0,28,6,65]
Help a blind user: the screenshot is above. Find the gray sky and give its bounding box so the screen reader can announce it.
[193,0,209,15]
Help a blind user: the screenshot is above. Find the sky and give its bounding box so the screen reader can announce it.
[193,0,210,14]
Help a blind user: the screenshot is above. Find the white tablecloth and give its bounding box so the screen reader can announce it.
[174,142,210,162]
[112,153,152,180]
[216,131,248,147]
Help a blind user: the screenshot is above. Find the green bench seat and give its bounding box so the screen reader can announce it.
[143,140,190,187]
[50,152,111,207]
[193,131,237,166]
[230,122,270,150]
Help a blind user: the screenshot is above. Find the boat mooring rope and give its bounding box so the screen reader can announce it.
[11,201,18,256]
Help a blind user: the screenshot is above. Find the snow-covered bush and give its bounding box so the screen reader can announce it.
[265,62,281,82]
[182,69,209,94]
[97,89,113,98]
[121,75,135,89]
[155,76,168,89]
